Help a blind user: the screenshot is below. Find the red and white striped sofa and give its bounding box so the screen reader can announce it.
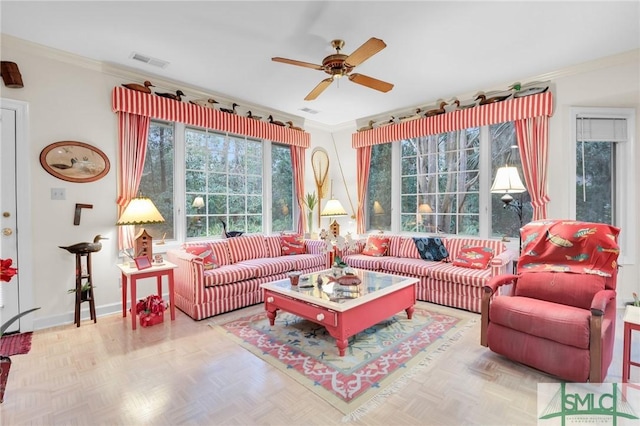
[167,234,327,320]
[340,235,516,313]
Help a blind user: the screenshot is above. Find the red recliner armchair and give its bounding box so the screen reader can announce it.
[481,220,620,383]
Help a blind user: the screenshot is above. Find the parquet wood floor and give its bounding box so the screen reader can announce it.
[0,305,636,425]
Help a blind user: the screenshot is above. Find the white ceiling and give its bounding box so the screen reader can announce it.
[2,1,639,127]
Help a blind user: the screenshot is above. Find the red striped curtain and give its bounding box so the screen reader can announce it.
[356,146,372,233]
[290,146,306,234]
[116,112,151,250]
[516,116,550,220]
[112,87,310,148]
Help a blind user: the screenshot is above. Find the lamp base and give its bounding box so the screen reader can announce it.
[329,220,340,238]
[134,228,153,263]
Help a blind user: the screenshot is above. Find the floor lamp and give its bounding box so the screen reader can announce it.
[491,166,526,269]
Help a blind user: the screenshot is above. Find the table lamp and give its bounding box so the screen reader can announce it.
[321,198,348,237]
[116,196,165,262]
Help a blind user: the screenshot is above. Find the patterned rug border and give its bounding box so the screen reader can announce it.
[209,302,477,420]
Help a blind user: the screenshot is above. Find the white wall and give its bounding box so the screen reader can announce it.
[1,35,638,330]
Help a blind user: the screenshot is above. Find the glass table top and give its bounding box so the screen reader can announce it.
[261,268,417,310]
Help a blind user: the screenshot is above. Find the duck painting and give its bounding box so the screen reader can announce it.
[59,235,108,254]
[220,219,244,238]
[189,98,218,108]
[246,111,262,120]
[268,115,285,126]
[155,90,185,102]
[219,103,239,114]
[286,121,304,131]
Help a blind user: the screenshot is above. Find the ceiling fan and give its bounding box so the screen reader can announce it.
[272,37,394,101]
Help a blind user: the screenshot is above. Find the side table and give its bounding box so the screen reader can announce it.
[622,305,640,383]
[117,261,177,330]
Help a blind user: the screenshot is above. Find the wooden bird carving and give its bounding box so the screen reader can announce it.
[122,80,155,93]
[357,120,375,132]
[246,111,262,120]
[424,101,448,117]
[219,103,239,114]
[268,115,285,126]
[286,121,304,131]
[59,235,108,254]
[189,98,218,108]
[155,90,185,101]
[475,92,511,105]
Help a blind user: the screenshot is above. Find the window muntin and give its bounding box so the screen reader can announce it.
[137,120,175,241]
[490,122,532,238]
[400,129,480,235]
[137,120,295,246]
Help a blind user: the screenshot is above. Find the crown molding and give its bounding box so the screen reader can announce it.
[1,33,306,127]
[356,48,639,128]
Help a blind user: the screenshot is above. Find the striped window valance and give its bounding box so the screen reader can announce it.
[352,92,553,148]
[112,87,310,147]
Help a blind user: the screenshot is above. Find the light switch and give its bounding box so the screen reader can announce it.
[51,188,65,200]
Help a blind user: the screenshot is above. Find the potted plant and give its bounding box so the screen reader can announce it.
[0,258,40,403]
[303,192,318,235]
[67,282,94,301]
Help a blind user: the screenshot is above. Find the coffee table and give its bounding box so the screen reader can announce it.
[261,268,417,356]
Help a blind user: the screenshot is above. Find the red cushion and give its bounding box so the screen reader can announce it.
[452,246,493,269]
[514,271,606,310]
[280,234,306,255]
[362,235,390,257]
[185,244,218,270]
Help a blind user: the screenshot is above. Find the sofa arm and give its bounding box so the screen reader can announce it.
[490,248,518,276]
[590,289,616,316]
[166,249,206,303]
[305,239,327,255]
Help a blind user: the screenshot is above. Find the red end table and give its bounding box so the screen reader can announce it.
[117,261,177,330]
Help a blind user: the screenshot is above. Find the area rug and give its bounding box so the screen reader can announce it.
[212,303,475,420]
[0,332,33,356]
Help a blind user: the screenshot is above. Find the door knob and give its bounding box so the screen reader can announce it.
[2,228,13,236]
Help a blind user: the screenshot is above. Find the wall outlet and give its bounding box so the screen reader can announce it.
[51,188,66,200]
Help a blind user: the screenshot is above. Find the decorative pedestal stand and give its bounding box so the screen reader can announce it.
[74,252,96,327]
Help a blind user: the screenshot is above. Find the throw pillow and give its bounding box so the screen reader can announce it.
[413,237,449,261]
[280,234,306,255]
[362,235,390,257]
[185,244,218,270]
[452,246,494,269]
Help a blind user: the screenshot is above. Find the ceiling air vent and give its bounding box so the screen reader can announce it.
[299,107,319,114]
[130,52,170,69]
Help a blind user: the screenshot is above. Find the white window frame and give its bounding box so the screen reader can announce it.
[569,107,636,264]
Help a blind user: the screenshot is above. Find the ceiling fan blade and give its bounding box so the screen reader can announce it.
[344,37,386,67]
[348,73,394,93]
[272,57,323,70]
[304,78,334,101]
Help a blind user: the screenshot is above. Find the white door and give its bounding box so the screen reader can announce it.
[0,107,20,333]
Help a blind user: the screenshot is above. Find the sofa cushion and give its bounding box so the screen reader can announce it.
[203,264,256,287]
[264,235,282,258]
[238,257,296,277]
[444,238,505,263]
[381,257,436,277]
[398,237,421,259]
[342,253,384,270]
[428,262,493,287]
[514,271,606,310]
[362,235,390,256]
[387,236,405,257]
[291,253,326,271]
[227,234,268,263]
[184,243,218,270]
[489,295,591,349]
[183,240,231,266]
[413,237,449,261]
[452,246,493,269]
[280,234,306,255]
